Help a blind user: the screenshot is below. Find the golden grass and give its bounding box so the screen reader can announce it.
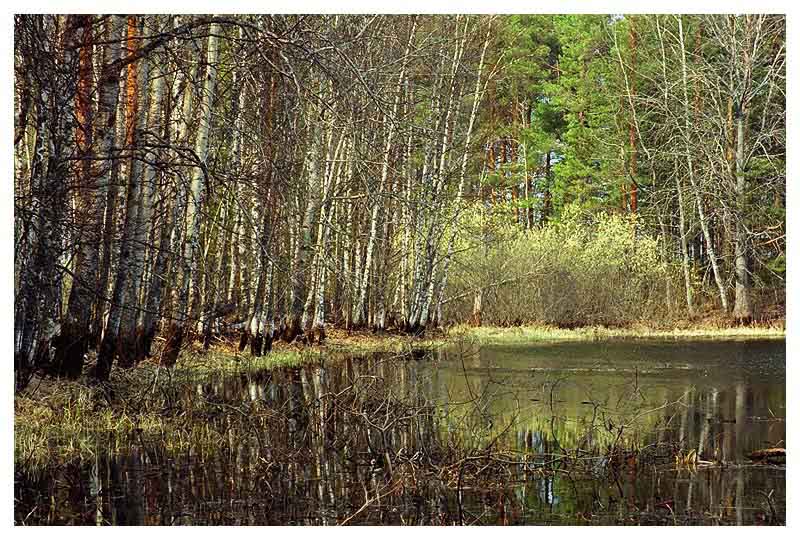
[175,347,313,374]
[449,322,785,345]
[170,330,444,377]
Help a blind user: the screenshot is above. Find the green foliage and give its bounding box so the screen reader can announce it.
[547,16,624,214]
[491,15,629,220]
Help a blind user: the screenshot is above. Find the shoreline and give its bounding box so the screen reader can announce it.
[15,321,784,468]
[448,323,786,346]
[173,322,786,373]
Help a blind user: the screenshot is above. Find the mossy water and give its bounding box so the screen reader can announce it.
[14,339,785,525]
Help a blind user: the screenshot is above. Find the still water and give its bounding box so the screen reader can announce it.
[15,339,785,525]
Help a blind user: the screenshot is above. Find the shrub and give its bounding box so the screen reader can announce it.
[445,203,680,327]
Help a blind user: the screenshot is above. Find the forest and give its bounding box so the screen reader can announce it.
[14,14,784,386]
[12,14,787,527]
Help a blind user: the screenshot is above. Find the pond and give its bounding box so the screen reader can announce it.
[14,339,785,525]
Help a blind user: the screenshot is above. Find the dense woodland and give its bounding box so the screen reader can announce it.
[13,15,785,390]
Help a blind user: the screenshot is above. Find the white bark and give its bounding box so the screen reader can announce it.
[288,96,326,339]
[656,17,694,314]
[135,15,167,312]
[176,22,221,326]
[118,18,155,348]
[352,19,417,327]
[410,17,466,329]
[433,24,490,324]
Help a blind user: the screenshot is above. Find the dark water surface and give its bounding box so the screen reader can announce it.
[15,339,785,525]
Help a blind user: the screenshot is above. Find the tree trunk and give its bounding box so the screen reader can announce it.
[353,19,417,328]
[54,15,101,377]
[162,22,222,366]
[678,17,728,312]
[138,16,172,358]
[161,16,200,331]
[15,16,81,388]
[286,114,323,343]
[542,150,552,222]
[94,68,128,349]
[433,23,490,328]
[628,17,638,213]
[732,113,752,322]
[96,16,150,379]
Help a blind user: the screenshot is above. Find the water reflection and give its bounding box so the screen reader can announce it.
[15,340,785,525]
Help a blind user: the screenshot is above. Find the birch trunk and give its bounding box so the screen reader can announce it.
[311,131,347,339]
[302,120,337,332]
[656,17,694,314]
[54,15,110,377]
[433,23,489,325]
[96,16,150,379]
[409,17,464,331]
[161,22,221,366]
[16,16,81,388]
[94,76,129,346]
[138,16,174,357]
[352,19,417,328]
[117,17,156,367]
[286,113,323,343]
[205,37,248,349]
[163,18,201,327]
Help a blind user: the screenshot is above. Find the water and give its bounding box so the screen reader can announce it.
[15,339,785,525]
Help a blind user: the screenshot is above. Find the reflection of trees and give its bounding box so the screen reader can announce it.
[14,345,785,525]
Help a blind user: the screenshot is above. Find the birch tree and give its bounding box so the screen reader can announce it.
[162,22,222,366]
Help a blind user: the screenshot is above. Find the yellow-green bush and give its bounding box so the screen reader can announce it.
[445,204,680,327]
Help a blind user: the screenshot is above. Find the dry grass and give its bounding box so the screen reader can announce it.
[175,329,444,376]
[15,379,167,468]
[323,327,446,353]
[450,322,785,345]
[14,365,267,470]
